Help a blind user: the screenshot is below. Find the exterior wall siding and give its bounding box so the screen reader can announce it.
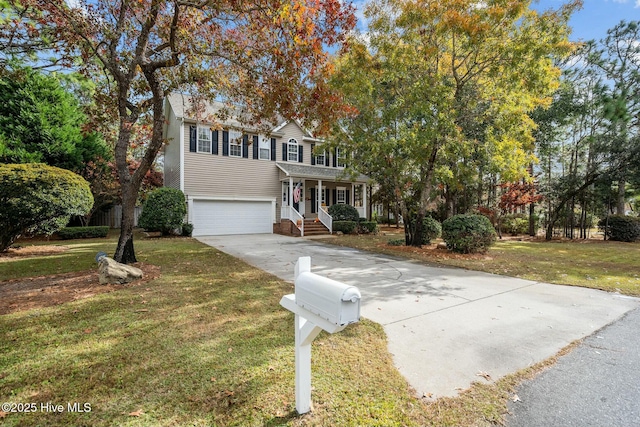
[163,101,182,190]
[181,124,282,220]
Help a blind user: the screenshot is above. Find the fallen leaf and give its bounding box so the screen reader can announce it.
[0,411,7,419]
[512,394,521,402]
[476,371,492,381]
[128,410,144,417]
[268,366,275,371]
[227,347,233,352]
[84,328,92,334]
[211,377,216,382]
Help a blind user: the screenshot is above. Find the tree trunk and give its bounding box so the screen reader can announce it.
[528,202,535,236]
[114,184,138,263]
[616,178,626,215]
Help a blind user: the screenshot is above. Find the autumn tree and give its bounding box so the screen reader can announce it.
[330,0,577,246]
[3,0,355,262]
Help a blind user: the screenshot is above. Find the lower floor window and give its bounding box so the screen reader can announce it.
[337,188,346,204]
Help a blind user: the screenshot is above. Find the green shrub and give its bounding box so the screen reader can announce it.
[138,187,186,236]
[181,223,194,237]
[501,214,529,235]
[328,204,360,221]
[333,221,357,234]
[0,163,93,252]
[442,214,497,254]
[598,215,640,242]
[58,226,109,240]
[358,221,378,234]
[387,238,405,246]
[421,216,442,244]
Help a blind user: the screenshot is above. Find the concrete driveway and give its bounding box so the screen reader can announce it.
[197,234,640,398]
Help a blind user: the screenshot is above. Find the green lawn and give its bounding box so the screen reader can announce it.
[328,229,640,297]
[2,231,614,426]
[2,233,533,427]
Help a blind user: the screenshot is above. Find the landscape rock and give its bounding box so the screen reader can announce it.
[436,242,448,250]
[98,256,143,284]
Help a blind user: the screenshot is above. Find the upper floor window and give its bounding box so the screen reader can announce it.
[229,129,242,157]
[197,125,211,153]
[315,151,325,166]
[259,136,271,160]
[288,138,298,162]
[336,148,346,168]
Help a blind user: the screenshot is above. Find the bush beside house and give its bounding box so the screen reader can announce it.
[138,188,187,236]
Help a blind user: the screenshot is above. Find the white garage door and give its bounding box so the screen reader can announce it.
[191,199,273,236]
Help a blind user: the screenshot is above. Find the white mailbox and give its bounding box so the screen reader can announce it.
[295,272,361,326]
[280,256,362,415]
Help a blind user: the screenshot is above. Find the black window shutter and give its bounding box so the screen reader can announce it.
[332,151,337,167]
[346,190,351,205]
[189,125,197,152]
[212,130,219,155]
[222,131,229,156]
[242,135,249,158]
[298,146,303,163]
[325,188,330,206]
[282,143,287,161]
[271,138,276,161]
[311,188,316,213]
[325,154,330,167]
[253,135,259,159]
[311,144,315,165]
[333,189,337,205]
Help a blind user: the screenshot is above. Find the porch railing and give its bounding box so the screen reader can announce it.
[281,205,304,237]
[318,207,332,234]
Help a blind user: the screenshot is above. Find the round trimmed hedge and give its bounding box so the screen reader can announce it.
[138,187,186,235]
[328,204,360,222]
[442,214,497,254]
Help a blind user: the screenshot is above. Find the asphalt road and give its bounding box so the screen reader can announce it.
[506,305,640,427]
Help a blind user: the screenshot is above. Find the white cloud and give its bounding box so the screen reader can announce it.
[635,0,639,8]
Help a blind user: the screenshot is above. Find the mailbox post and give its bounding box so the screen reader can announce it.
[280,256,361,414]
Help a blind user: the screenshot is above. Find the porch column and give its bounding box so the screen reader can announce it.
[318,179,322,212]
[362,184,367,219]
[289,177,293,208]
[351,183,355,206]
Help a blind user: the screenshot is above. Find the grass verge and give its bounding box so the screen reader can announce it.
[329,229,640,297]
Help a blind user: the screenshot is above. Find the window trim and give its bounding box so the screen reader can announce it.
[258,135,271,161]
[336,148,346,168]
[337,187,346,204]
[197,125,212,153]
[288,138,298,162]
[228,129,242,158]
[315,151,325,166]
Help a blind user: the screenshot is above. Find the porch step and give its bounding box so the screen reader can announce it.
[303,220,330,236]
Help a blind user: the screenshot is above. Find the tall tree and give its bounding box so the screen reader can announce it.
[0,66,110,174]
[330,0,577,245]
[3,0,355,262]
[588,21,640,215]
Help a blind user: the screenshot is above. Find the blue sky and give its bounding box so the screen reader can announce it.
[535,0,639,42]
[352,0,639,42]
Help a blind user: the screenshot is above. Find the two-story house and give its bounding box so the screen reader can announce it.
[163,93,369,237]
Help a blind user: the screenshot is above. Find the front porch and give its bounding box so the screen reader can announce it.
[276,162,369,237]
